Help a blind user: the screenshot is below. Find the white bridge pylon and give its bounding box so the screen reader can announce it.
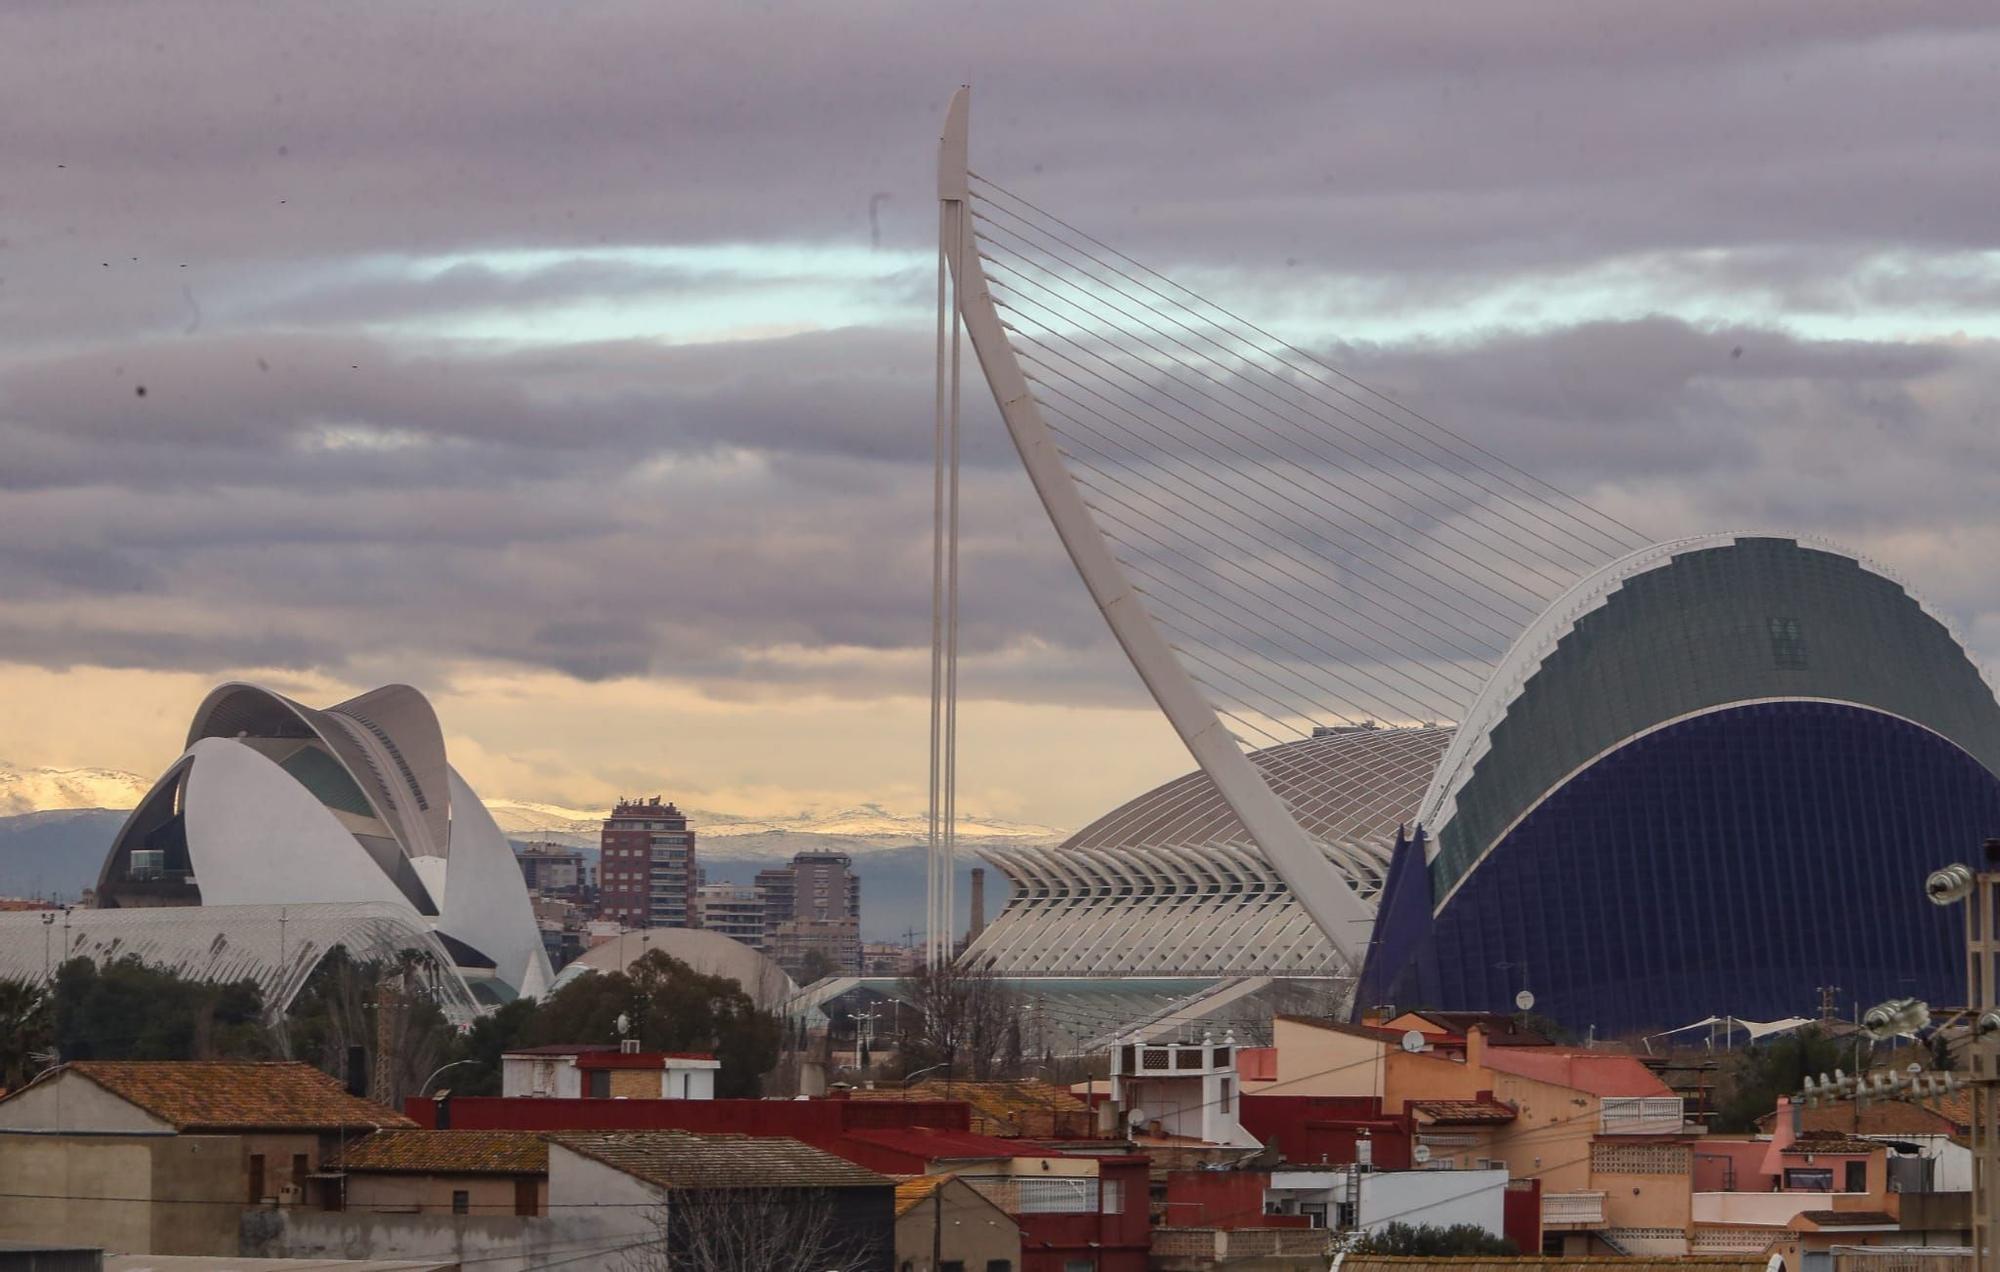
[936,86,1379,964]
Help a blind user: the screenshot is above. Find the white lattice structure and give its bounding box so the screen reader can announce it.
[963,726,1449,975]
[0,901,483,1023]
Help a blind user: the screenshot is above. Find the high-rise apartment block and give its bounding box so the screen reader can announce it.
[754,866,794,937]
[596,798,696,929]
[762,851,862,979]
[695,883,766,948]
[787,852,862,923]
[516,842,590,899]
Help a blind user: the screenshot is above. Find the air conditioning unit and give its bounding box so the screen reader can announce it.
[277,1185,304,1206]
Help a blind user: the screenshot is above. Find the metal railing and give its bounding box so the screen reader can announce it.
[1601,1096,1687,1135]
[956,1175,1100,1215]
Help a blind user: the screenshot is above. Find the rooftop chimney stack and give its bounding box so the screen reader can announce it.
[969,867,987,942]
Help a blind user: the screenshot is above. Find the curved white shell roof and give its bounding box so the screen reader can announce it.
[552,927,796,1004]
[94,681,552,1009]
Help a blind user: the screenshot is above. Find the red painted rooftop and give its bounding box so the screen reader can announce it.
[840,1127,1053,1161]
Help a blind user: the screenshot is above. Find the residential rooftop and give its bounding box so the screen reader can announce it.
[39,1061,415,1132]
[552,1130,890,1190]
[337,1130,549,1175]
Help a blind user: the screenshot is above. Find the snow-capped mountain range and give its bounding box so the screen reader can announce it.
[0,763,1066,860]
[0,763,156,818]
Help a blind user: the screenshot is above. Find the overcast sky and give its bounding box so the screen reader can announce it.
[5,2,2000,827]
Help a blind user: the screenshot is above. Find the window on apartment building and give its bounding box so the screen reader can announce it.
[247,1154,266,1205]
[985,1262,1013,1272]
[1845,1161,1867,1192]
[515,1178,538,1216]
[1063,1261,1096,1272]
[1100,1178,1124,1213]
[452,1190,470,1215]
[292,1153,309,1192]
[1785,1168,1834,1191]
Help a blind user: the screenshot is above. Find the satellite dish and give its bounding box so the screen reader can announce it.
[1515,990,1535,1012]
[1401,1030,1426,1053]
[1414,1145,1432,1165]
[1126,1107,1147,1127]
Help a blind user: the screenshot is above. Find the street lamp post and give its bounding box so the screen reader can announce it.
[419,1059,477,1097]
[898,1062,948,1099]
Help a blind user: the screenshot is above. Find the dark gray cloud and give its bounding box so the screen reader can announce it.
[5,1,2000,721]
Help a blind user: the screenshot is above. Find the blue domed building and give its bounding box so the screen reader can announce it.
[1357,534,2000,1037]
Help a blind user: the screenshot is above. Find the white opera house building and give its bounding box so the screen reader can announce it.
[0,682,551,1022]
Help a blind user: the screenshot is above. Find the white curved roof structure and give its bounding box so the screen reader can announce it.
[67,682,552,1015]
[964,726,1450,976]
[551,927,797,1006]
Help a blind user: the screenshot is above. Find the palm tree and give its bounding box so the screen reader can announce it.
[0,979,53,1090]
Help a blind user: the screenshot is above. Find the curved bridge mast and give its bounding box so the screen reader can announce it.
[938,87,1376,964]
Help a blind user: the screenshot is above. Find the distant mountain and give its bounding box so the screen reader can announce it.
[0,762,1054,935]
[488,798,1064,864]
[0,763,153,817]
[0,808,127,902]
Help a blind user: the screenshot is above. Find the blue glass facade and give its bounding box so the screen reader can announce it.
[1361,701,2000,1037]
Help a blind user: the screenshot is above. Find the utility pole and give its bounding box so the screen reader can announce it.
[932,1182,944,1271]
[1802,847,2000,1272]
[372,970,402,1108]
[1959,843,2000,1272]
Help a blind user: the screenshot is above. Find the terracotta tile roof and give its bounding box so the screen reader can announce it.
[337,1130,549,1175]
[1783,1131,1881,1155]
[1409,1099,1517,1126]
[1758,1101,1955,1137]
[894,1172,952,1217]
[58,1061,414,1132]
[848,1079,1091,1138]
[552,1131,892,1190]
[1934,1088,1974,1129]
[1481,1049,1673,1098]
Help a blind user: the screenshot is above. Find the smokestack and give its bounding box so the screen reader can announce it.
[969,867,986,942]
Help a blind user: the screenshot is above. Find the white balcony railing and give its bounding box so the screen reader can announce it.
[1543,1191,1607,1227]
[1601,1096,1686,1135]
[956,1175,1100,1215]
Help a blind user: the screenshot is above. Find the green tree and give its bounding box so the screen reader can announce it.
[527,951,781,1097]
[0,979,54,1088]
[1354,1223,1517,1256]
[1711,1026,1854,1132]
[451,997,540,1096]
[53,956,268,1061]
